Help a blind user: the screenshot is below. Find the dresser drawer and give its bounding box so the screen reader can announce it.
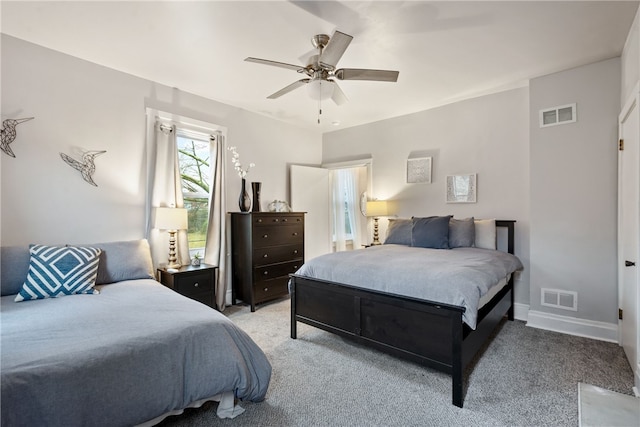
[187,290,215,307]
[253,244,303,266]
[252,276,289,303]
[252,224,303,248]
[254,260,302,282]
[175,272,213,298]
[253,214,304,227]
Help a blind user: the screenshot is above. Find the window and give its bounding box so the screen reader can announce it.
[330,166,367,251]
[176,132,211,257]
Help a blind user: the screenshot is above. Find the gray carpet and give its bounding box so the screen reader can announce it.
[158,298,634,426]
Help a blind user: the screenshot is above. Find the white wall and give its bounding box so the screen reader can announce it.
[322,88,531,306]
[529,58,620,325]
[1,35,321,246]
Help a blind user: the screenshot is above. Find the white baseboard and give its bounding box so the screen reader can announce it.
[513,303,529,321]
[526,309,618,343]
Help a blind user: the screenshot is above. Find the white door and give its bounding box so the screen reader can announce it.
[290,165,331,262]
[618,90,640,388]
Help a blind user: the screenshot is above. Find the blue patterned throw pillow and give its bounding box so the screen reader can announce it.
[15,245,102,302]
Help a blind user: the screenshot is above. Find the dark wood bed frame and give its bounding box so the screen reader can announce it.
[290,220,516,408]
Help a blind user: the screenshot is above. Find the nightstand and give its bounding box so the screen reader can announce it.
[157,263,217,309]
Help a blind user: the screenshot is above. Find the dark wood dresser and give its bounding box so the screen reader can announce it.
[230,212,305,311]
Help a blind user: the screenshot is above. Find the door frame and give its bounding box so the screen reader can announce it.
[618,81,640,391]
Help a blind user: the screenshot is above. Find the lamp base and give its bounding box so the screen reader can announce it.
[167,230,182,269]
[371,217,382,245]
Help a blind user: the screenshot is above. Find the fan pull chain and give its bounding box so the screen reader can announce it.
[317,97,322,124]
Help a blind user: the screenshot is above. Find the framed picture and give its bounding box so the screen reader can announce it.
[406,157,432,184]
[446,174,477,203]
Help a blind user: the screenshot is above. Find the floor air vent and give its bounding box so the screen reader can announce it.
[541,288,577,311]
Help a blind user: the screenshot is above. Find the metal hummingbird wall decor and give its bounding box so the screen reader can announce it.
[1,117,34,157]
[60,150,106,186]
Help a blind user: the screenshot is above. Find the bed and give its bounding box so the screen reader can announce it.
[1,239,271,427]
[290,218,521,408]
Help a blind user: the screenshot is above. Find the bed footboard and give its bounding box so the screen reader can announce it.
[290,275,469,406]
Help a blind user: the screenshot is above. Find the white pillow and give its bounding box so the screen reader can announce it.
[474,219,496,250]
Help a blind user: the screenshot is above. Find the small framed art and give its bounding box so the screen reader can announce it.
[446,174,477,203]
[407,157,432,184]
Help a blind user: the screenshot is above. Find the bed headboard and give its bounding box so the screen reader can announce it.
[495,220,515,254]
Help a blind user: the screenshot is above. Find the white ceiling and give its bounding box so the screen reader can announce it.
[1,1,638,133]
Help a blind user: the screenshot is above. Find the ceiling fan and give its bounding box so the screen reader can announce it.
[245,30,399,115]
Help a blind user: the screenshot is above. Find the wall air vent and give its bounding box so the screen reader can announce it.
[541,288,577,311]
[539,103,576,128]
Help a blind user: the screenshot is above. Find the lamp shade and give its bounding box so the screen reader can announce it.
[366,200,388,217]
[307,79,334,101]
[155,207,188,230]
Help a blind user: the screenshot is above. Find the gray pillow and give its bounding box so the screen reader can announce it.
[0,245,31,296]
[0,239,155,296]
[384,219,412,245]
[449,217,475,248]
[411,216,452,249]
[76,239,155,285]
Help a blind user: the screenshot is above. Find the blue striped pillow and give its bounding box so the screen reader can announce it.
[15,245,102,302]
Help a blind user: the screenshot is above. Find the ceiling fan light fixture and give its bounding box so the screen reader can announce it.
[306,79,334,101]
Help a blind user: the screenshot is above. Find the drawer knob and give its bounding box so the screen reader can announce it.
[273,218,279,222]
[282,218,288,222]
[293,266,298,269]
[263,234,268,238]
[292,232,298,236]
[194,282,199,288]
[257,218,263,223]
[263,254,268,258]
[263,287,269,292]
[293,250,298,254]
[263,271,269,275]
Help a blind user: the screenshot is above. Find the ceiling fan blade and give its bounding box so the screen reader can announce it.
[267,79,311,99]
[245,57,306,72]
[335,68,399,82]
[319,30,353,69]
[330,81,348,106]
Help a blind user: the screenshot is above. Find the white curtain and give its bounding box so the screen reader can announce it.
[145,122,190,269]
[330,168,364,251]
[345,168,364,249]
[331,170,347,251]
[204,132,227,310]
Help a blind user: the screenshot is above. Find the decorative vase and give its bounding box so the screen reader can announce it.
[239,178,251,212]
[251,182,262,212]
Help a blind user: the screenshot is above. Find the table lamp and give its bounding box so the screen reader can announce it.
[155,207,188,269]
[366,200,388,245]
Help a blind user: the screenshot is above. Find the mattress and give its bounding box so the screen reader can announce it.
[293,244,523,329]
[1,279,271,427]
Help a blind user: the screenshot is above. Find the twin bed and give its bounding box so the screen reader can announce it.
[290,217,522,408]
[0,240,271,426]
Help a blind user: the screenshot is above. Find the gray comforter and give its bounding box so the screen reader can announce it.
[1,279,271,427]
[293,245,523,329]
